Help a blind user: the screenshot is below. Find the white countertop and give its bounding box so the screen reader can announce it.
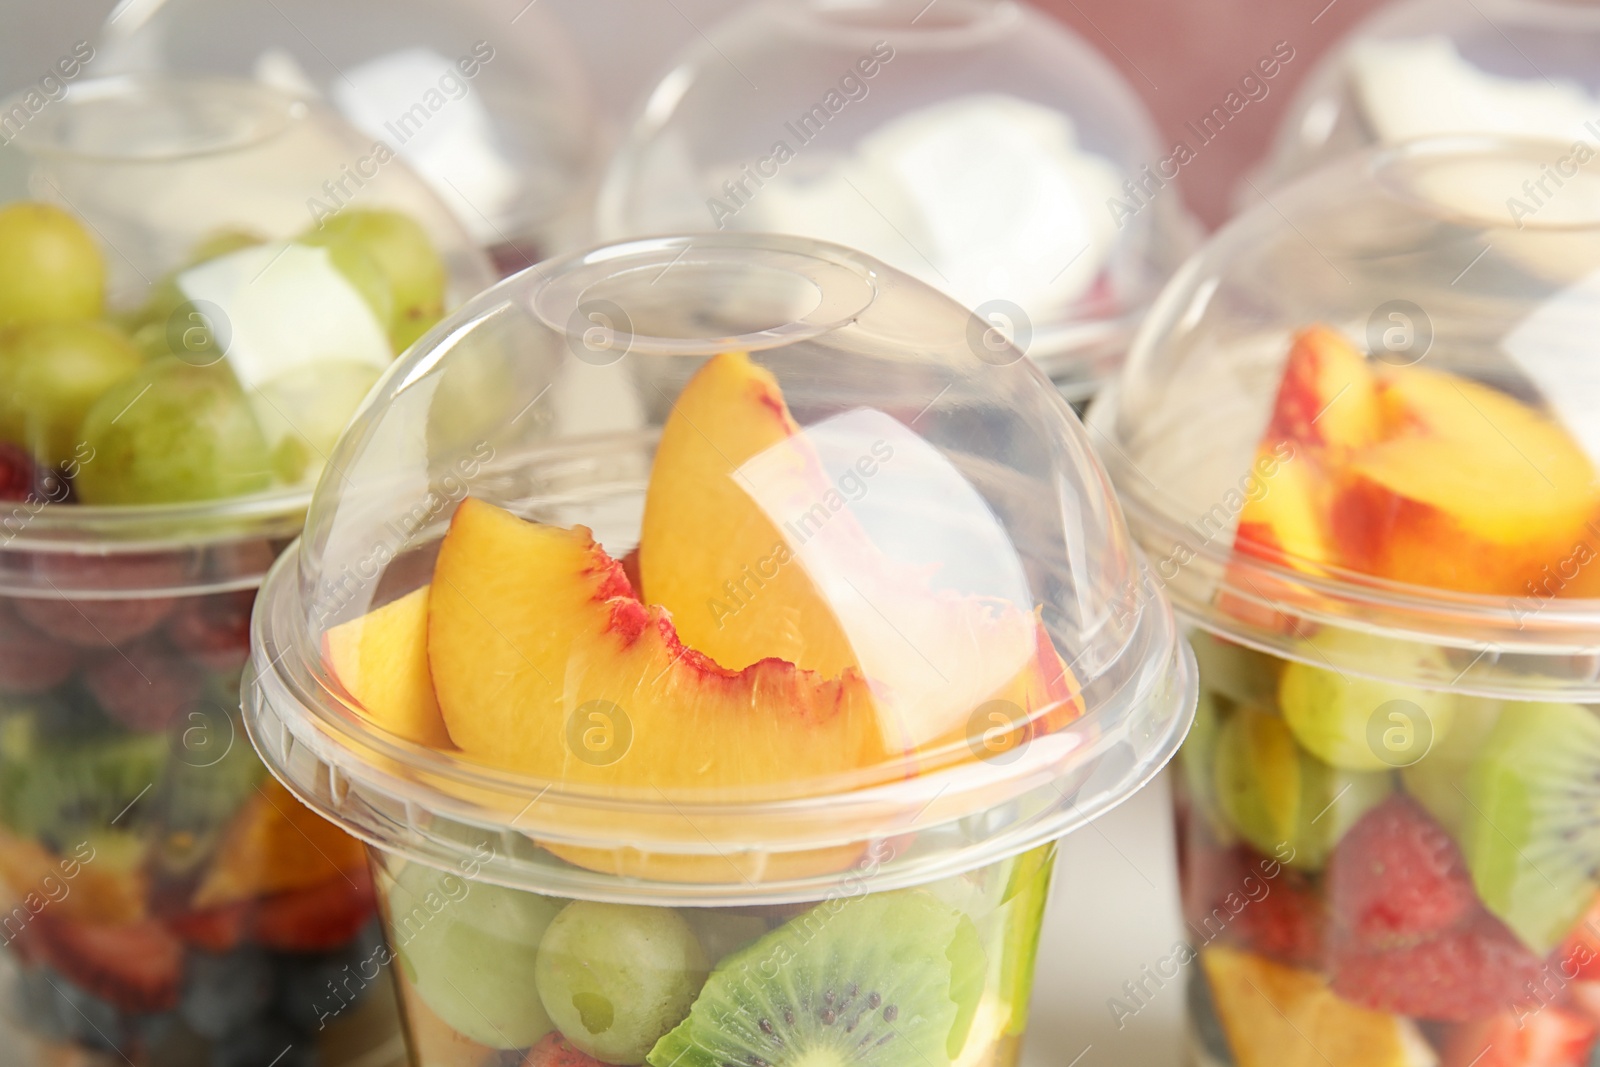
[1022,771,1186,1067]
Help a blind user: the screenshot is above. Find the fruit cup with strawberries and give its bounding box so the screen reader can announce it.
[0,77,491,1064]
[242,233,1197,1067]
[1092,136,1600,1067]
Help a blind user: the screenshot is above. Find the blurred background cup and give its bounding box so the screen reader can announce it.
[1091,136,1600,1066]
[0,74,490,1064]
[1255,0,1600,193]
[594,0,1200,403]
[96,0,600,275]
[243,232,1196,1067]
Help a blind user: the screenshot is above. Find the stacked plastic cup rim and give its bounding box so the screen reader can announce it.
[1093,135,1600,1067]
[244,232,1197,1067]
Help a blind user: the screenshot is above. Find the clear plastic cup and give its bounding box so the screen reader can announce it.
[243,232,1197,1067]
[96,0,601,274]
[594,0,1199,403]
[1257,0,1600,190]
[0,75,489,1064]
[1091,137,1600,1065]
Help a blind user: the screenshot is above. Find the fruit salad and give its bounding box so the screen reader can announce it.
[0,198,452,1063]
[1179,327,1600,1067]
[315,347,1091,1067]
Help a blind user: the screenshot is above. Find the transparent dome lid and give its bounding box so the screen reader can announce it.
[0,75,492,545]
[595,0,1197,401]
[245,232,1195,900]
[1260,0,1600,187]
[97,0,598,271]
[1091,136,1600,699]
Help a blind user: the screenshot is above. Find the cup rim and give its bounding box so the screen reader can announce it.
[246,536,1197,900]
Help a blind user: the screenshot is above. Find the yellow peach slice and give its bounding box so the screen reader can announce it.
[1334,364,1599,594]
[640,351,1079,752]
[1266,326,1382,456]
[429,497,890,790]
[194,779,368,908]
[324,587,451,748]
[1202,946,1436,1067]
[639,350,858,678]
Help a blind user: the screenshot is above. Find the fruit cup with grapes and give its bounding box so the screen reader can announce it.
[1093,137,1600,1067]
[242,233,1197,1067]
[0,76,491,1065]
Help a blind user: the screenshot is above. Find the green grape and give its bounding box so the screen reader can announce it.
[390,862,560,1050]
[536,902,708,1065]
[312,239,395,336]
[0,202,106,327]
[0,321,143,466]
[185,228,264,267]
[300,209,445,352]
[75,358,272,504]
[250,358,383,485]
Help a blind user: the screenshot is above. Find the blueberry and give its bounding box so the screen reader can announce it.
[180,949,274,1040]
[275,932,388,1036]
[211,1018,316,1067]
[17,967,128,1052]
[1186,970,1236,1066]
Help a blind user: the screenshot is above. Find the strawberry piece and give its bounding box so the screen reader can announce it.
[84,636,204,732]
[249,867,376,953]
[1556,894,1600,982]
[1327,794,1478,946]
[164,589,256,675]
[0,600,77,693]
[0,442,44,502]
[1332,913,1543,1022]
[1183,843,1325,968]
[20,915,183,1013]
[525,1032,608,1067]
[1230,862,1326,968]
[166,902,248,953]
[1442,1004,1597,1067]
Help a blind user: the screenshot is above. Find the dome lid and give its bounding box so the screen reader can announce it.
[246,232,1194,901]
[1093,136,1600,698]
[1262,0,1600,187]
[596,0,1197,399]
[98,0,598,265]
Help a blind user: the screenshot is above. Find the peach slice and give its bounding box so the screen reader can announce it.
[193,779,368,908]
[1332,364,1599,594]
[1266,326,1383,457]
[324,587,451,748]
[639,350,858,678]
[429,497,890,789]
[639,351,1079,752]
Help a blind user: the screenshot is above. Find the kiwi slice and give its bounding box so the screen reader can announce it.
[0,728,168,845]
[1277,632,1458,772]
[1399,696,1502,836]
[1213,705,1391,870]
[1461,701,1600,954]
[647,890,986,1067]
[996,844,1055,1037]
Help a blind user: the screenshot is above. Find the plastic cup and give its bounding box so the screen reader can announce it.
[244,233,1196,1067]
[1093,138,1600,1065]
[0,76,489,1063]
